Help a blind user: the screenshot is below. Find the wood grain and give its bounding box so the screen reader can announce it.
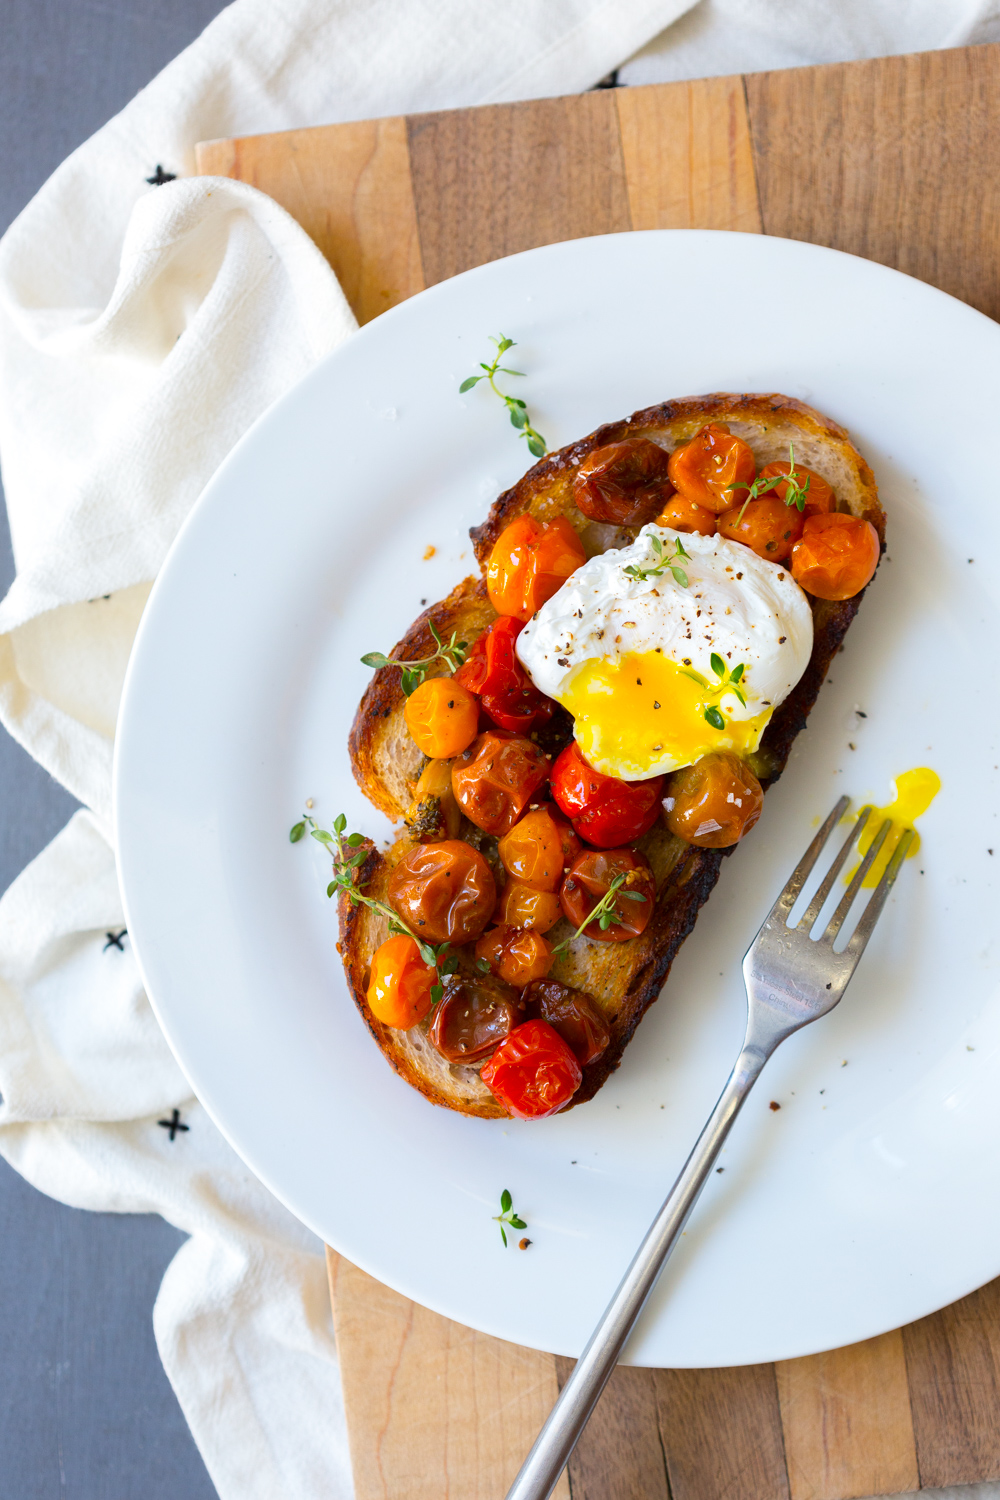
[405,91,631,286]
[328,1251,569,1500]
[554,1358,669,1500]
[902,1276,1000,1489]
[775,1330,919,1500]
[653,1364,791,1500]
[615,75,761,233]
[196,117,424,324]
[745,44,1000,321]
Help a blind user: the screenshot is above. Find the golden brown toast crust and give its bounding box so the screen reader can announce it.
[343,394,885,1118]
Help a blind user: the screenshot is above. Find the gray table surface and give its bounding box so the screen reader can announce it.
[1,4,229,1494]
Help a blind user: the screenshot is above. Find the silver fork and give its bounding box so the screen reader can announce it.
[505,797,914,1500]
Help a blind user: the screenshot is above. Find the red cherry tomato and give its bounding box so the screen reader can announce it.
[758,461,834,519]
[486,514,586,621]
[790,512,880,600]
[480,1019,582,1120]
[559,848,656,942]
[573,439,674,525]
[667,424,757,514]
[454,616,555,734]
[550,741,663,847]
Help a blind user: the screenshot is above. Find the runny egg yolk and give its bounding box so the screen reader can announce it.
[850,767,941,888]
[559,650,772,780]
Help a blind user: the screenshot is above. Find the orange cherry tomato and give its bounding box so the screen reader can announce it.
[758,461,834,519]
[560,848,656,942]
[665,751,763,847]
[404,676,480,758]
[480,1018,582,1119]
[486,514,586,621]
[573,438,673,526]
[524,978,611,1066]
[452,730,551,836]
[499,881,562,932]
[475,925,554,985]
[667,423,757,514]
[366,935,436,1029]
[791,512,880,600]
[387,840,496,945]
[498,806,578,891]
[655,493,718,536]
[717,496,804,562]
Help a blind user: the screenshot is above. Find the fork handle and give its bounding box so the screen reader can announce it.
[504,1043,768,1500]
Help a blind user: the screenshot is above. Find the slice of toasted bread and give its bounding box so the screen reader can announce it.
[344,394,884,1118]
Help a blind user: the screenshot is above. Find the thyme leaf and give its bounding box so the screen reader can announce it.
[360,624,468,696]
[461,335,547,458]
[622,533,690,587]
[494,1188,528,1247]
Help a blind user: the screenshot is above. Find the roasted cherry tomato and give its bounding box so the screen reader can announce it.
[454,616,555,734]
[480,1018,582,1120]
[524,979,610,1066]
[791,512,880,600]
[550,740,663,848]
[366,935,436,1029]
[452,730,551,836]
[475,925,554,985]
[428,973,523,1063]
[665,751,763,847]
[404,676,480,758]
[406,757,461,842]
[573,438,674,526]
[560,847,656,942]
[498,881,562,932]
[758,461,834,519]
[717,496,804,562]
[486,514,586,621]
[387,840,496,945]
[655,493,718,536]
[498,806,580,891]
[667,423,757,514]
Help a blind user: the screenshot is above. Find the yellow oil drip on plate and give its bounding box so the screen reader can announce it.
[851,767,941,888]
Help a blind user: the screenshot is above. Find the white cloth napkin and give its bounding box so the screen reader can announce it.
[2,2,1000,1497]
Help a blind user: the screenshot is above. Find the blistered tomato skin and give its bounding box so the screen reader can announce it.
[655,493,718,536]
[573,439,674,526]
[475,925,554,985]
[480,1019,583,1119]
[758,462,834,519]
[486,514,586,621]
[717,496,804,562]
[498,881,562,932]
[428,973,523,1063]
[525,979,611,1066]
[665,751,764,848]
[387,841,496,945]
[560,848,656,942]
[550,740,663,848]
[366,935,437,1029]
[403,677,480,758]
[452,730,551,836]
[791,513,880,601]
[667,424,757,514]
[498,806,575,892]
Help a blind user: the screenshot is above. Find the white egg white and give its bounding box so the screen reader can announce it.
[517,525,813,726]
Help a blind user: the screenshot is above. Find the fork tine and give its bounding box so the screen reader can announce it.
[844,828,915,961]
[796,807,873,932]
[822,818,893,942]
[765,797,850,923]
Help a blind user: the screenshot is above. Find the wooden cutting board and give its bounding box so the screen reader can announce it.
[197,43,1000,1500]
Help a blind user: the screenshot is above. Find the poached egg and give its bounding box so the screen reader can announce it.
[516,525,813,780]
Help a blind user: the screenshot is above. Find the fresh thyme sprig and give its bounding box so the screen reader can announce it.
[727,442,811,524]
[550,874,648,955]
[623,533,690,587]
[460,335,547,459]
[494,1189,527,1248]
[361,620,468,697]
[289,812,459,1002]
[680,653,748,731]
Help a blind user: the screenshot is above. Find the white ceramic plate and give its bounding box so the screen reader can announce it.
[115,231,1000,1367]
